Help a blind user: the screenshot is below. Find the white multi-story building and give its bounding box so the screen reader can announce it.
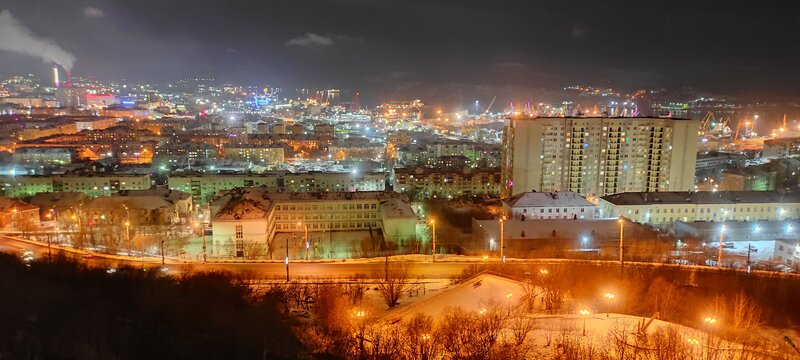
[0,174,151,198]
[502,116,699,197]
[599,191,800,226]
[211,189,416,258]
[169,171,386,203]
[502,191,596,220]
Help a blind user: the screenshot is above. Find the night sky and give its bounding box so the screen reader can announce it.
[2,0,799,105]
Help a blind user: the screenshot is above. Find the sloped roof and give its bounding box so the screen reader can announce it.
[601,191,800,206]
[504,192,593,208]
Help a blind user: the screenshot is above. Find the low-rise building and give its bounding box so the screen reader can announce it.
[223,145,285,165]
[502,191,596,220]
[0,197,40,229]
[211,189,416,259]
[763,137,800,160]
[85,191,190,226]
[599,191,800,226]
[720,166,776,191]
[169,171,386,203]
[0,174,151,198]
[394,166,501,200]
[673,220,800,267]
[12,148,74,167]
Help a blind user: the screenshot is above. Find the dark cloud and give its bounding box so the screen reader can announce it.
[0,0,798,105]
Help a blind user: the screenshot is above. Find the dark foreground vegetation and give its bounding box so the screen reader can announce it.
[457,262,800,330]
[0,253,302,359]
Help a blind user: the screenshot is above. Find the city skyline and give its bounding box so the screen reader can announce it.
[2,1,800,106]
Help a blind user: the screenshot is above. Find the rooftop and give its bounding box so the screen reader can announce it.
[504,191,594,208]
[601,191,800,206]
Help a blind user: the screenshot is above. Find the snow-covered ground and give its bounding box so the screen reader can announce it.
[365,273,799,359]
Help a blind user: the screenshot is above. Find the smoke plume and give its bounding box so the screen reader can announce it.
[0,10,76,71]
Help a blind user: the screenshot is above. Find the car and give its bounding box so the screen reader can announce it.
[81,254,94,259]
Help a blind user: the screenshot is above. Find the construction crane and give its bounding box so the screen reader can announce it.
[482,96,496,116]
[700,112,715,132]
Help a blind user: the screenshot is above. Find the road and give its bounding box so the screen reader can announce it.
[0,234,486,278]
[4,234,797,280]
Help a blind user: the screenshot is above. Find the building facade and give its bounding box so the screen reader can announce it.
[502,191,596,220]
[599,191,800,226]
[169,171,387,203]
[223,145,285,165]
[0,174,151,198]
[211,189,416,258]
[502,116,699,197]
[393,166,501,200]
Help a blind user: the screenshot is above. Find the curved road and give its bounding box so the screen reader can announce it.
[3,234,795,280]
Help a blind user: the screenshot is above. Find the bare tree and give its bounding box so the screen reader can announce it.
[404,312,439,360]
[535,267,566,311]
[729,291,762,331]
[508,313,537,346]
[436,301,507,359]
[375,262,412,308]
[520,279,545,313]
[364,322,405,360]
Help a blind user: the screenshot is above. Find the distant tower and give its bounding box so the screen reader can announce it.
[350,91,361,113]
[52,64,60,88]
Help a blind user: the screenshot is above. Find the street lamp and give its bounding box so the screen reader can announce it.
[297,222,309,260]
[354,310,368,356]
[703,315,717,355]
[718,224,726,268]
[125,221,131,256]
[618,217,624,276]
[194,221,207,263]
[429,218,436,262]
[603,292,616,317]
[499,215,508,263]
[579,309,590,336]
[506,292,514,315]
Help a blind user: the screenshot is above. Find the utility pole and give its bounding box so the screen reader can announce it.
[746,242,752,274]
[430,219,436,262]
[500,216,507,263]
[160,240,165,265]
[718,224,726,268]
[285,237,289,282]
[298,223,309,261]
[618,217,624,276]
[201,222,207,263]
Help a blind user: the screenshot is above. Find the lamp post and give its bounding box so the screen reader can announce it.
[499,215,507,263]
[603,292,616,317]
[618,217,624,276]
[194,221,207,263]
[160,240,165,265]
[298,222,309,260]
[125,221,131,256]
[285,237,289,282]
[579,309,590,336]
[355,310,368,357]
[431,219,437,261]
[703,316,717,357]
[718,224,726,268]
[505,292,514,315]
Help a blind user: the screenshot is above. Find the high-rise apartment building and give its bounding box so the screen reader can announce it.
[502,116,699,197]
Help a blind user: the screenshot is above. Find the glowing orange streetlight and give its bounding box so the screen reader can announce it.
[579,309,591,335]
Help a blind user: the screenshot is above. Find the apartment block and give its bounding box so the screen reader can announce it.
[502,116,699,197]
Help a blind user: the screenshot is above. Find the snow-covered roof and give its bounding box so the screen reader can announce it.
[380,198,416,219]
[504,192,594,208]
